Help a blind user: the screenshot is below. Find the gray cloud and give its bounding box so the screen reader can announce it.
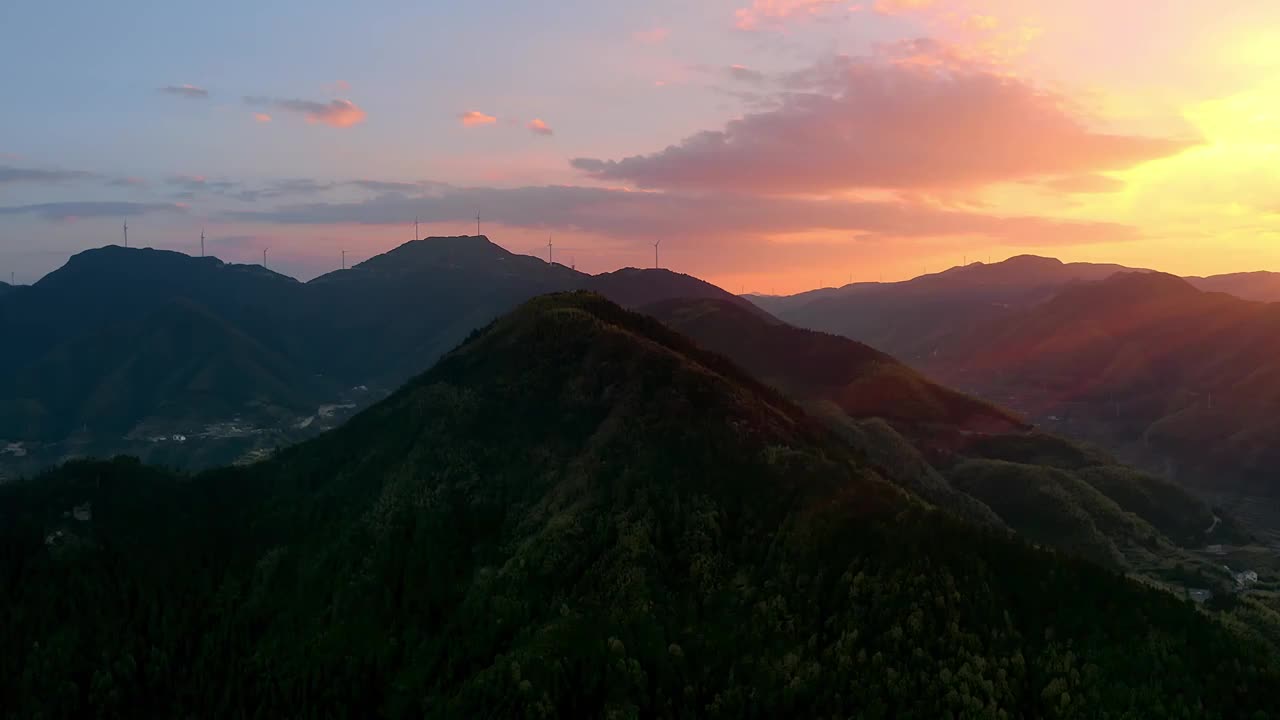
[0,201,187,221]
[164,175,336,202]
[159,84,210,99]
[726,64,766,84]
[0,165,94,185]
[224,182,1139,247]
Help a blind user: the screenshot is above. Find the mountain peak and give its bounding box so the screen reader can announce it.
[587,267,773,318]
[1097,270,1199,295]
[355,235,510,269]
[1000,254,1065,269]
[38,245,295,291]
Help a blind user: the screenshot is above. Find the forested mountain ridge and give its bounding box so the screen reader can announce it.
[3,293,1278,718]
[642,297,1243,578]
[748,255,1148,364]
[0,298,332,440]
[0,239,769,476]
[644,297,1021,433]
[923,272,1280,497]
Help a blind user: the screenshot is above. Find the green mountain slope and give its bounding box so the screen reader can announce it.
[0,299,331,440]
[2,293,1277,718]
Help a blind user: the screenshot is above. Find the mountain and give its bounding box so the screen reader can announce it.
[922,272,1280,500]
[642,296,1239,570]
[1188,271,1280,303]
[644,297,1020,433]
[3,239,779,476]
[0,245,303,380]
[0,280,12,298]
[751,255,1146,364]
[303,236,587,384]
[586,267,770,318]
[3,292,1277,717]
[0,299,331,440]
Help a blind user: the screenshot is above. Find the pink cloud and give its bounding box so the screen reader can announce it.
[460,110,498,127]
[528,118,554,136]
[633,27,670,44]
[254,113,273,123]
[573,46,1196,194]
[243,97,367,128]
[735,0,847,31]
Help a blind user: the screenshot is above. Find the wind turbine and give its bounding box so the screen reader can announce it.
[263,247,270,269]
[653,239,662,269]
[122,220,129,248]
[547,232,553,265]
[414,216,420,241]
[341,249,347,270]
[200,228,205,258]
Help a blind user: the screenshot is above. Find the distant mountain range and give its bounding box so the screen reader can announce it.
[642,295,1247,570]
[1,240,1246,572]
[0,238,773,475]
[922,272,1280,499]
[754,257,1280,516]
[1187,271,1280,302]
[4,292,1276,716]
[749,255,1148,365]
[752,255,1280,364]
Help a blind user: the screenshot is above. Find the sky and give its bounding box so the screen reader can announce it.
[4,0,1280,293]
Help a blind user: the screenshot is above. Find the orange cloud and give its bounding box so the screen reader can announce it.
[573,48,1195,194]
[254,113,272,123]
[528,118,554,136]
[243,97,367,128]
[460,110,498,127]
[735,0,847,31]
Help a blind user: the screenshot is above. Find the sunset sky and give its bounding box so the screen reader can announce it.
[4,0,1280,292]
